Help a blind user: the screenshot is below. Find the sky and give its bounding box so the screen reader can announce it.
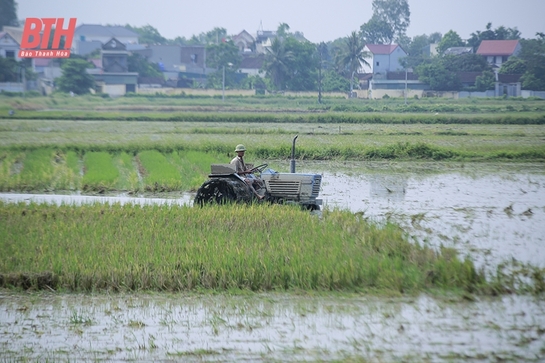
[16,0,545,43]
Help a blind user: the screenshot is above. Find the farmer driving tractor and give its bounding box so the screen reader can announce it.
[230,144,265,200]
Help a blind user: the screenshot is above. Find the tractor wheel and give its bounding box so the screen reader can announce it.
[194,178,253,206]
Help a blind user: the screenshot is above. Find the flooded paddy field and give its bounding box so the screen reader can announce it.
[1,162,544,362]
[1,292,544,362]
[315,162,545,272]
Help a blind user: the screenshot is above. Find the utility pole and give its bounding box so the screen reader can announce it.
[405,67,407,105]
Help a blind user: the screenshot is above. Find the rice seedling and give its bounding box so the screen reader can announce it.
[137,150,182,192]
[82,151,119,192]
[0,201,504,294]
[171,150,223,191]
[50,150,81,191]
[114,152,139,192]
[5,149,60,191]
[69,310,93,325]
[0,149,25,191]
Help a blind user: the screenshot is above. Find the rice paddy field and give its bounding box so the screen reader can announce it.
[0,94,544,361]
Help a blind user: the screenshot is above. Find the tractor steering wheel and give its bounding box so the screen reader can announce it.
[250,163,268,174]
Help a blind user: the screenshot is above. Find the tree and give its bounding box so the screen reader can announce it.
[0,57,35,83]
[475,70,495,91]
[0,0,18,29]
[282,37,318,91]
[415,52,492,91]
[203,27,228,44]
[56,59,95,94]
[518,37,545,90]
[125,24,167,45]
[467,23,521,50]
[335,31,370,91]
[263,37,295,91]
[321,70,350,92]
[276,23,291,39]
[127,53,162,78]
[205,40,242,89]
[415,57,462,91]
[402,33,442,69]
[0,56,18,82]
[437,30,465,54]
[499,57,526,74]
[448,53,491,72]
[372,0,410,42]
[360,16,394,44]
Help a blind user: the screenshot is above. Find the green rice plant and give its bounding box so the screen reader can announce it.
[114,152,140,192]
[82,151,119,191]
[171,150,224,191]
[0,150,24,191]
[50,150,82,191]
[0,202,509,294]
[17,149,56,191]
[137,150,182,191]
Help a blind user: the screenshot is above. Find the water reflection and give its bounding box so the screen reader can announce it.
[369,174,408,201]
[314,163,545,271]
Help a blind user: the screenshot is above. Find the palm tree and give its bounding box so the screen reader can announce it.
[336,31,370,94]
[263,37,294,91]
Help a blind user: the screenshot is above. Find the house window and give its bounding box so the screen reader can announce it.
[376,61,380,66]
[5,50,15,58]
[191,54,198,64]
[80,35,85,41]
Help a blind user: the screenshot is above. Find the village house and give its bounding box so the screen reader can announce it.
[87,37,138,96]
[362,44,407,75]
[0,31,21,61]
[476,39,521,68]
[74,24,139,55]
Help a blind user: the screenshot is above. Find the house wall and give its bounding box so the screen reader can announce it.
[363,46,407,74]
[137,88,255,96]
[239,68,263,77]
[0,82,24,92]
[38,66,63,80]
[148,45,182,72]
[102,84,131,97]
[0,35,21,61]
[180,46,206,69]
[458,90,496,98]
[388,47,406,72]
[372,54,391,74]
[74,36,137,55]
[521,90,545,99]
[368,89,424,99]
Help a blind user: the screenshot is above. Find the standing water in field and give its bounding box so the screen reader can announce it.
[1,292,544,362]
[314,162,545,271]
[1,162,545,362]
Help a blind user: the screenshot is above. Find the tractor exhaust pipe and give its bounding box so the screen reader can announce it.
[290,135,298,173]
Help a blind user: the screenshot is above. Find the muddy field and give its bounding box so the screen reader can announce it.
[1,162,544,362]
[1,292,544,362]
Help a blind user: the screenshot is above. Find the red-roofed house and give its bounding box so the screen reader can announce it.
[362,44,407,74]
[476,40,521,68]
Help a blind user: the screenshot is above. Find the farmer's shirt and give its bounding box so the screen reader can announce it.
[230,156,246,174]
